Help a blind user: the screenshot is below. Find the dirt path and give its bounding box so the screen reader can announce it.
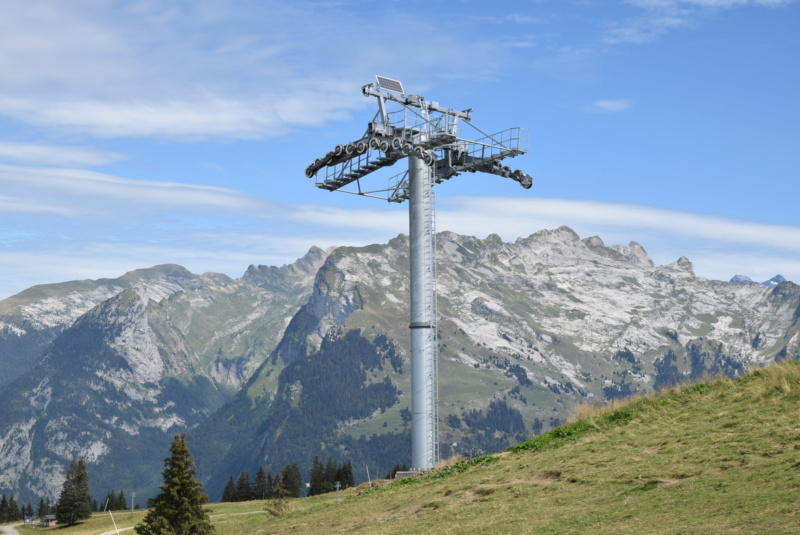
[0,523,22,535]
[96,511,264,535]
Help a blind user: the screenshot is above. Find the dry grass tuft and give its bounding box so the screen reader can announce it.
[435,454,464,470]
[570,394,643,429]
[743,361,800,399]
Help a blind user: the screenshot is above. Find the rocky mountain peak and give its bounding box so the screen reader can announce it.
[118,264,195,283]
[243,246,334,288]
[730,274,787,288]
[527,225,582,245]
[675,256,695,272]
[582,236,605,248]
[582,235,654,268]
[3,226,799,506]
[763,275,786,288]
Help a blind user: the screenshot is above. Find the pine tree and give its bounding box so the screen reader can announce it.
[254,466,268,500]
[104,490,121,510]
[56,457,93,526]
[265,473,275,499]
[37,497,46,517]
[235,472,252,502]
[8,496,20,521]
[338,460,354,489]
[308,457,326,496]
[221,477,236,502]
[280,462,303,498]
[103,490,114,510]
[1,495,8,523]
[324,458,337,490]
[135,433,214,535]
[118,490,127,511]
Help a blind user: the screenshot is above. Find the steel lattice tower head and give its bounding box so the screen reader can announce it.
[305,76,533,471]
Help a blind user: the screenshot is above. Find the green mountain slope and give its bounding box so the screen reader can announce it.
[3,227,799,509]
[217,361,800,534]
[192,228,800,499]
[0,250,331,504]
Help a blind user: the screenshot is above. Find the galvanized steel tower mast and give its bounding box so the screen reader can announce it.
[305,77,533,471]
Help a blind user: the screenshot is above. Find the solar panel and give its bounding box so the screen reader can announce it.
[376,76,404,94]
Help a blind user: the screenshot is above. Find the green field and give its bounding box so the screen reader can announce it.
[6,361,799,534]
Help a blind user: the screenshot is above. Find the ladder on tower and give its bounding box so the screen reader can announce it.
[423,165,440,465]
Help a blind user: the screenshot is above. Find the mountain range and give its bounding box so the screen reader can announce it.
[1,226,798,505]
[730,274,786,287]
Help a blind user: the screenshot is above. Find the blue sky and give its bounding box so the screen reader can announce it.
[1,0,798,299]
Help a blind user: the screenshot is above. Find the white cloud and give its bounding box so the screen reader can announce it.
[0,142,124,167]
[584,99,635,113]
[0,1,507,139]
[284,203,408,234]
[0,196,77,217]
[437,197,800,254]
[0,164,267,215]
[3,186,800,299]
[0,96,280,139]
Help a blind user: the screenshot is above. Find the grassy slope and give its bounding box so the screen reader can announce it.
[8,362,799,534]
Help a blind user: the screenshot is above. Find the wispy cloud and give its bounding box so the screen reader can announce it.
[0,142,124,167]
[438,197,800,253]
[584,99,635,113]
[0,96,282,139]
[3,178,800,298]
[0,165,267,216]
[0,1,508,139]
[608,0,797,43]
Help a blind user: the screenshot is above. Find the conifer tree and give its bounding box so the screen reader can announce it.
[254,466,269,500]
[103,490,115,510]
[8,496,20,521]
[324,458,337,489]
[235,472,252,501]
[308,457,326,496]
[135,433,215,535]
[280,462,303,498]
[265,473,275,499]
[56,457,93,526]
[338,460,354,489]
[221,477,236,502]
[104,489,126,510]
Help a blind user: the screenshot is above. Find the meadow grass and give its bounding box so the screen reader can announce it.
[7,361,799,534]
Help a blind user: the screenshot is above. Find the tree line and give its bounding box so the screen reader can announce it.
[0,494,27,522]
[220,456,355,501]
[2,459,94,526]
[0,492,66,522]
[307,457,354,496]
[220,461,304,501]
[99,489,139,511]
